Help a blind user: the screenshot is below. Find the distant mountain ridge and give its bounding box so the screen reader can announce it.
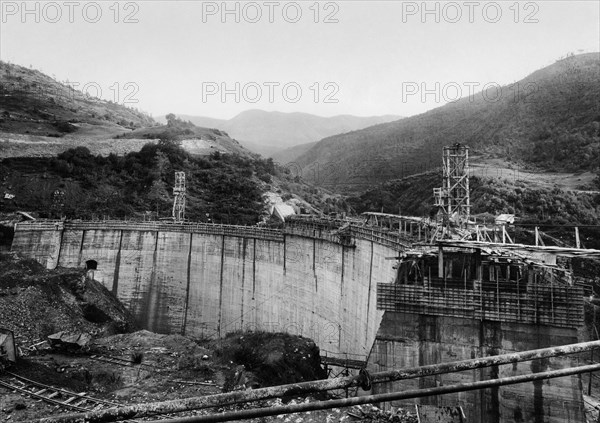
[293,53,600,192]
[157,110,402,156]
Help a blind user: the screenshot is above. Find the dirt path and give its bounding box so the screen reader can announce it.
[471,158,598,193]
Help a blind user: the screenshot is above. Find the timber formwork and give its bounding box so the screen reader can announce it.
[376,237,589,329]
[377,282,584,328]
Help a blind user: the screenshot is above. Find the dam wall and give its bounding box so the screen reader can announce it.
[367,312,584,423]
[11,219,588,421]
[11,220,394,359]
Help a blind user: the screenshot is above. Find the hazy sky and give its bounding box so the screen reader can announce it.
[1,1,599,119]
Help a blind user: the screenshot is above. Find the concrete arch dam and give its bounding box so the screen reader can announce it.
[11,218,588,422]
[10,220,397,359]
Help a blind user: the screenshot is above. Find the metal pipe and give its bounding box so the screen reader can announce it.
[36,339,600,423]
[152,362,600,423]
[369,339,600,385]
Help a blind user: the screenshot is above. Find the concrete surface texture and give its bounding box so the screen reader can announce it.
[11,221,391,360]
[367,312,584,423]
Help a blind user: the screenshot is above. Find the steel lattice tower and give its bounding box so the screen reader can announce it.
[172,172,186,222]
[50,188,65,219]
[433,144,470,229]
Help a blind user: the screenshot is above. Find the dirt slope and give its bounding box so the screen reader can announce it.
[0,252,136,349]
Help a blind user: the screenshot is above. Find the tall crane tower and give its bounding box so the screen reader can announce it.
[433,144,470,229]
[172,172,186,222]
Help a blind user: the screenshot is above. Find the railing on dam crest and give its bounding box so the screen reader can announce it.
[15,220,284,242]
[14,217,419,250]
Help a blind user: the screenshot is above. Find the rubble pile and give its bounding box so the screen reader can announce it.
[0,252,135,352]
[215,331,327,391]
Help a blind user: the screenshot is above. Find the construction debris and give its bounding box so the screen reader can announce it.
[347,405,418,422]
[47,331,92,351]
[415,405,466,423]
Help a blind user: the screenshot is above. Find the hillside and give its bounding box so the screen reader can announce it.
[0,138,350,224]
[270,141,318,164]
[0,62,255,159]
[294,53,600,192]
[115,114,251,156]
[0,63,252,159]
[0,61,162,158]
[158,110,402,156]
[0,63,349,224]
[0,61,154,138]
[0,143,272,224]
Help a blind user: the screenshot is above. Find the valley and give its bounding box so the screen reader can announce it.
[1,50,599,423]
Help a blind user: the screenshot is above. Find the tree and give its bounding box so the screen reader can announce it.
[165,113,177,127]
[148,179,170,216]
[153,151,169,179]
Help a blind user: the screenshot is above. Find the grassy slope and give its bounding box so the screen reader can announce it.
[0,63,255,159]
[115,116,250,156]
[0,61,154,137]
